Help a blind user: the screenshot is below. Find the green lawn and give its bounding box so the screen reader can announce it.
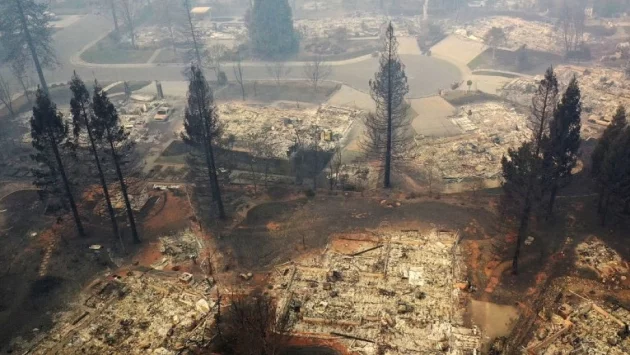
[81,34,155,64]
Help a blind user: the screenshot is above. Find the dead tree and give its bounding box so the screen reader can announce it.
[502,67,558,275]
[303,55,332,92]
[266,62,291,85]
[0,71,16,119]
[233,54,246,100]
[119,0,138,49]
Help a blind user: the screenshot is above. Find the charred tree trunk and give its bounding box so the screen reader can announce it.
[79,103,122,246]
[48,131,85,237]
[384,37,393,188]
[107,128,140,243]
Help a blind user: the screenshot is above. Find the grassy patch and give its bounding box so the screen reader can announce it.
[81,34,155,64]
[467,48,563,75]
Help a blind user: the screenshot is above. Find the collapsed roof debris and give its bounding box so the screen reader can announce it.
[218,103,360,157]
[414,102,530,182]
[526,290,630,354]
[13,270,217,354]
[271,230,481,354]
[453,16,566,54]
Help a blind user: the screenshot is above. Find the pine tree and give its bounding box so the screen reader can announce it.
[249,0,299,59]
[30,89,85,236]
[92,84,141,244]
[502,67,558,275]
[0,0,57,93]
[70,74,122,247]
[182,65,226,220]
[544,76,582,216]
[592,105,627,179]
[362,23,411,188]
[597,127,630,225]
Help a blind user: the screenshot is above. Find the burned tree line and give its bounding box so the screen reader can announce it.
[500,67,582,275]
[28,74,141,245]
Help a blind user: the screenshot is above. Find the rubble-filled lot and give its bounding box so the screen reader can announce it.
[575,237,629,283]
[414,102,530,182]
[15,270,217,354]
[453,16,566,55]
[502,65,630,138]
[525,289,630,354]
[219,103,360,157]
[271,230,481,354]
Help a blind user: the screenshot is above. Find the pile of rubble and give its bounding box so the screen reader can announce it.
[158,229,201,265]
[414,102,530,182]
[575,237,629,283]
[525,292,630,354]
[270,230,480,354]
[16,270,217,354]
[296,15,385,39]
[218,103,359,157]
[453,16,565,54]
[501,65,630,138]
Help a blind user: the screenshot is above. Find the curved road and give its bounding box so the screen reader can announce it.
[18,14,462,99]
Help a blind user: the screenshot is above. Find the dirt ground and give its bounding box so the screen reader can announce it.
[3,164,630,352]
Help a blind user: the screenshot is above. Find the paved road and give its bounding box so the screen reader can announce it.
[40,15,461,98]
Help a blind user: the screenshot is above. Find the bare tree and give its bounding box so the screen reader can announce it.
[303,55,332,92]
[558,0,586,55]
[266,62,291,85]
[157,0,186,55]
[233,54,246,100]
[119,0,139,49]
[0,72,15,119]
[211,291,292,354]
[327,142,343,190]
[424,156,441,196]
[483,26,507,61]
[109,0,120,34]
[10,60,33,104]
[208,43,228,80]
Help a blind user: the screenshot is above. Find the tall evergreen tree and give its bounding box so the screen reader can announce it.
[597,127,630,225]
[592,105,627,179]
[502,67,558,275]
[362,23,411,188]
[182,65,226,220]
[0,0,57,93]
[544,76,582,215]
[30,89,85,236]
[92,84,141,244]
[249,0,299,59]
[70,74,122,247]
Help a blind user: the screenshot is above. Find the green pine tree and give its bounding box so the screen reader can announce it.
[544,76,582,216]
[92,84,141,244]
[249,0,299,59]
[597,127,630,225]
[362,23,411,188]
[30,89,85,236]
[592,105,627,178]
[70,73,122,246]
[182,65,226,220]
